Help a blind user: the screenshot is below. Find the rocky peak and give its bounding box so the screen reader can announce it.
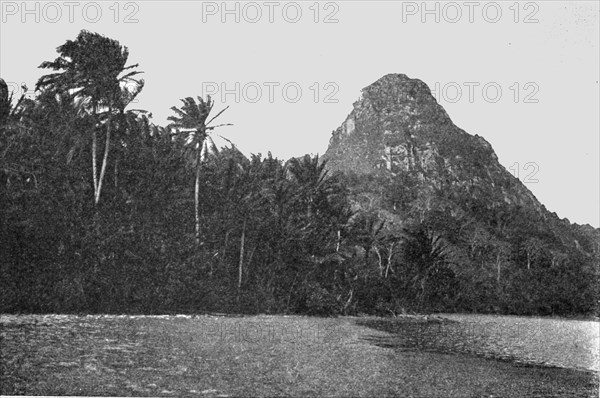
[323,73,542,214]
[320,73,598,296]
[360,73,451,124]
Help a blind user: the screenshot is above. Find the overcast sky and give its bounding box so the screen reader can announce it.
[1,1,598,227]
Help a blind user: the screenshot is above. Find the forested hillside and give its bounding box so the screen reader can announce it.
[1,31,598,316]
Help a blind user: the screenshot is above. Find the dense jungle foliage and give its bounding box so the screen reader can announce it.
[1,31,598,316]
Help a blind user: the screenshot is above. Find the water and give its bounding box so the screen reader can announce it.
[2,313,599,372]
[362,313,600,372]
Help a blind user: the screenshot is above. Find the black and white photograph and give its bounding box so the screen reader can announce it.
[1,1,599,396]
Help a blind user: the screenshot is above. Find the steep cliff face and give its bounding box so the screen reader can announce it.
[324,73,542,213]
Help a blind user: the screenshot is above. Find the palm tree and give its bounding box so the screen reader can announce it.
[287,154,334,218]
[348,211,386,268]
[0,78,8,125]
[36,30,143,205]
[1,79,35,187]
[109,84,147,191]
[400,225,450,309]
[0,79,29,128]
[168,95,232,246]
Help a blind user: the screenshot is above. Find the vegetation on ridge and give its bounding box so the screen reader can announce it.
[1,31,598,316]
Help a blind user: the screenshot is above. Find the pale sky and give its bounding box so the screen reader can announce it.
[1,1,598,227]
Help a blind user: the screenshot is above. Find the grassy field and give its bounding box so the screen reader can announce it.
[1,314,598,397]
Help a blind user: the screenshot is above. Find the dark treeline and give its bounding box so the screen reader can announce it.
[1,31,598,316]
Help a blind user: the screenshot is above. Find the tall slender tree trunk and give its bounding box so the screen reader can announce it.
[238,219,246,290]
[374,246,383,277]
[496,252,501,283]
[95,113,112,205]
[92,129,98,197]
[219,229,231,273]
[286,272,299,310]
[343,289,353,313]
[195,150,201,246]
[385,243,394,278]
[114,158,118,188]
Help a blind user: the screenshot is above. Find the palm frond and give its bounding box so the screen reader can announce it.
[206,105,229,127]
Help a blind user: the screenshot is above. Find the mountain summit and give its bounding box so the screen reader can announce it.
[324,74,598,270]
[324,73,542,212]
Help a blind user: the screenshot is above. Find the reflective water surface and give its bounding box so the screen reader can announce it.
[359,313,600,372]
